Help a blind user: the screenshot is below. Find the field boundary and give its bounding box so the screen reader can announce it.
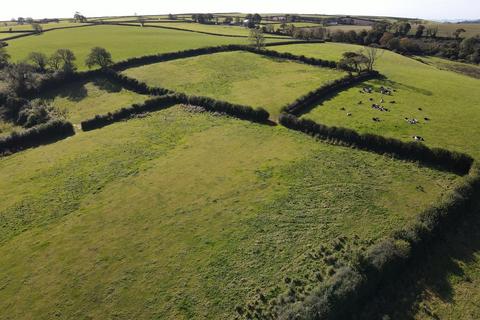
[279,113,473,175]
[0,119,75,156]
[98,21,294,39]
[80,92,270,131]
[272,163,480,320]
[281,71,381,115]
[1,23,98,41]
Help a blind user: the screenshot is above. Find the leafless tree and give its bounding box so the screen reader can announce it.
[362,45,383,71]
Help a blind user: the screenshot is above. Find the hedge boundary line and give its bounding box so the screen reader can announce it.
[281,71,381,115]
[279,113,473,175]
[2,24,97,42]
[99,21,293,40]
[109,44,341,72]
[277,164,480,319]
[80,93,270,131]
[0,119,75,156]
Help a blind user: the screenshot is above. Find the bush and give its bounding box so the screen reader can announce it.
[0,119,74,155]
[278,113,473,175]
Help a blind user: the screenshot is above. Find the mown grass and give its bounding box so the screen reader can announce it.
[4,25,284,70]
[0,106,457,319]
[41,77,150,124]
[122,51,347,118]
[272,43,480,158]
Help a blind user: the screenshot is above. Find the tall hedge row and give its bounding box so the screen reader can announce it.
[101,70,172,96]
[0,119,75,155]
[278,166,480,319]
[81,93,270,131]
[80,95,178,131]
[282,71,380,115]
[279,113,473,175]
[110,45,342,71]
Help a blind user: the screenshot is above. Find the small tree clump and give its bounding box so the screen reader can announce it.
[85,47,113,69]
[249,28,265,50]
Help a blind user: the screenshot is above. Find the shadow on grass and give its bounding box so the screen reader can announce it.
[358,199,480,319]
[42,80,88,102]
[93,77,122,93]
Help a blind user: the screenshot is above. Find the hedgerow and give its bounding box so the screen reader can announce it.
[81,93,270,131]
[0,119,75,155]
[278,113,473,175]
[281,71,381,115]
[273,165,480,320]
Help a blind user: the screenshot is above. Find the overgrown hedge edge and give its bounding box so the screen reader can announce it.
[279,113,473,175]
[80,93,270,131]
[0,119,75,156]
[281,71,381,115]
[277,164,480,320]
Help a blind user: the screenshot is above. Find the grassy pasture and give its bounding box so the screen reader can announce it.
[0,32,31,40]
[416,56,480,79]
[0,106,457,319]
[41,78,151,124]
[326,24,372,32]
[122,51,347,118]
[4,25,285,70]
[0,22,87,32]
[145,22,286,37]
[272,43,480,158]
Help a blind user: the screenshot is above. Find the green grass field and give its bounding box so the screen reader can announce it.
[272,43,480,158]
[122,51,347,118]
[4,25,285,70]
[326,25,372,32]
[146,22,286,37]
[0,32,31,40]
[416,56,480,79]
[0,21,88,32]
[41,78,150,124]
[0,106,457,319]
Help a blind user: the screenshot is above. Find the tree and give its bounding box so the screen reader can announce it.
[27,52,48,71]
[249,28,265,50]
[2,63,37,96]
[0,47,10,68]
[31,23,43,34]
[85,47,113,69]
[49,49,76,73]
[426,25,439,38]
[362,46,383,70]
[252,13,262,25]
[137,16,146,27]
[379,32,394,46]
[415,25,425,38]
[453,28,466,39]
[17,17,25,25]
[224,16,233,24]
[25,17,34,24]
[339,51,369,73]
[74,12,87,23]
[168,14,177,20]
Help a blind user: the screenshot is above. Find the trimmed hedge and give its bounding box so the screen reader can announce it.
[81,93,270,131]
[101,70,172,96]
[282,71,381,115]
[279,113,473,175]
[0,119,75,155]
[80,95,178,131]
[278,166,480,319]
[110,44,342,71]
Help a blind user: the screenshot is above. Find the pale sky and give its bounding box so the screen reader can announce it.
[1,0,479,21]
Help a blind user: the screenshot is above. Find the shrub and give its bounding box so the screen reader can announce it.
[0,119,74,155]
